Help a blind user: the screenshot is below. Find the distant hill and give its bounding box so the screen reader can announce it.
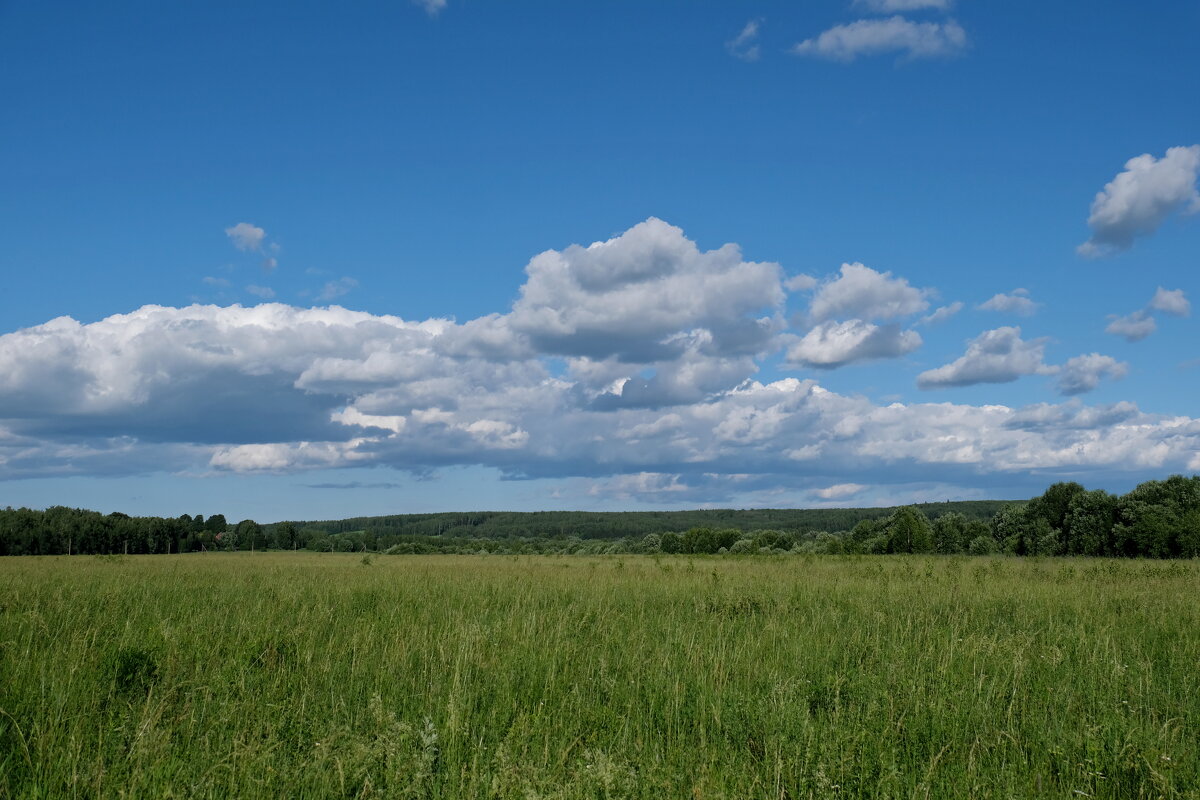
[286,500,1015,541]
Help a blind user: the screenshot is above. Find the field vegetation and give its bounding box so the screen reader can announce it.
[2,552,1198,798]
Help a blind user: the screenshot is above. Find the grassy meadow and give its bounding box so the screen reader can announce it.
[1,553,1198,798]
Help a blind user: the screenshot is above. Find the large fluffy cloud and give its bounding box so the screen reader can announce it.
[1056,354,1128,396]
[919,327,1128,396]
[784,262,930,369]
[807,262,930,323]
[1,219,1196,499]
[918,327,1053,389]
[441,218,786,408]
[787,321,921,368]
[1078,145,1200,257]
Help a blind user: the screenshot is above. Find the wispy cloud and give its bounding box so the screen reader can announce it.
[302,481,404,490]
[726,18,763,62]
[810,483,867,500]
[316,277,359,303]
[855,0,952,10]
[919,301,962,325]
[792,16,967,62]
[412,0,446,17]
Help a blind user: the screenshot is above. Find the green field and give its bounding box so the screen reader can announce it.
[2,553,1197,798]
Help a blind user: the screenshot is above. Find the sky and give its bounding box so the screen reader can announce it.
[1,0,1198,521]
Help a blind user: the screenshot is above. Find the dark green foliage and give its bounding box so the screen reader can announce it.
[286,501,1008,542]
[106,647,158,698]
[968,535,998,555]
[1,476,1197,559]
[884,506,934,553]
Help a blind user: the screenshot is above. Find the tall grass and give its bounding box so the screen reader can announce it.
[1,553,1197,798]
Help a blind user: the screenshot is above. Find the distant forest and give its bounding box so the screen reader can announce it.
[1,476,1198,559]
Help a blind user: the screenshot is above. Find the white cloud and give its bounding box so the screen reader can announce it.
[445,217,787,406]
[1056,354,1128,396]
[785,273,818,292]
[727,19,763,62]
[589,472,689,500]
[810,483,867,500]
[225,222,266,252]
[919,301,962,325]
[246,285,275,299]
[1105,310,1156,342]
[978,288,1039,316]
[203,276,231,288]
[3,219,1200,497]
[1078,145,1200,257]
[1149,286,1190,317]
[317,277,359,302]
[808,262,931,323]
[917,327,1053,389]
[412,0,446,16]
[855,0,952,10]
[791,16,967,62]
[1106,287,1190,342]
[786,320,921,368]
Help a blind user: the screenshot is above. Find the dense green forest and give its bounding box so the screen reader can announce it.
[292,502,1006,541]
[2,476,1198,558]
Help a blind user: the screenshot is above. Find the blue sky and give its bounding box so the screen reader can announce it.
[1,0,1198,521]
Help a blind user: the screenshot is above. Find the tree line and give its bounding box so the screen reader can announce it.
[1,476,1197,558]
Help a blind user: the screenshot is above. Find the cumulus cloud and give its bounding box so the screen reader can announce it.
[3,219,1199,498]
[1149,286,1190,316]
[1105,310,1156,342]
[808,262,931,323]
[442,217,787,407]
[727,19,763,62]
[225,222,267,252]
[1078,145,1200,257]
[784,262,929,368]
[785,274,818,292]
[787,320,921,368]
[1106,287,1190,341]
[1003,400,1140,431]
[246,285,275,299]
[917,327,1053,389]
[978,288,1038,316]
[1055,354,1129,396]
[791,16,967,62]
